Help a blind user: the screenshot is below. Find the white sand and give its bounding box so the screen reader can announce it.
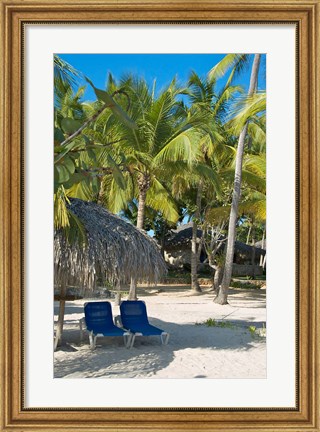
[54,286,266,379]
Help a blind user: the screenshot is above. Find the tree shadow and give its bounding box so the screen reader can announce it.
[227,289,266,309]
[54,314,266,379]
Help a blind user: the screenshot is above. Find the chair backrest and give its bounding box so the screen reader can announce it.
[120,301,149,328]
[84,301,114,331]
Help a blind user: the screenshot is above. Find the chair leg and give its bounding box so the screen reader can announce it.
[161,332,170,345]
[123,333,132,348]
[130,332,142,348]
[130,333,136,348]
[79,318,86,342]
[89,331,97,350]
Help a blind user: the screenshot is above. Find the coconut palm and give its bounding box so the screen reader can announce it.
[98,75,208,298]
[178,71,241,291]
[99,76,193,222]
[54,54,80,104]
[209,54,263,304]
[53,70,138,236]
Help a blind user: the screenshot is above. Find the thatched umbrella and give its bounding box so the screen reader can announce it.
[54,198,167,346]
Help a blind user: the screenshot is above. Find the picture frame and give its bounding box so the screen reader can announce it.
[0,0,319,430]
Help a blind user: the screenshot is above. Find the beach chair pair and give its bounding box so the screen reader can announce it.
[79,300,169,350]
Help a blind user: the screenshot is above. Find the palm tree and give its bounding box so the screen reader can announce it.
[209,54,263,304]
[53,68,138,234]
[54,55,80,104]
[237,151,266,277]
[99,75,204,299]
[164,159,221,292]
[182,71,241,291]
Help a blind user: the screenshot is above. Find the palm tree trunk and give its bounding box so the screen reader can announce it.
[128,174,150,300]
[191,183,202,292]
[214,54,261,305]
[136,189,147,230]
[214,264,224,293]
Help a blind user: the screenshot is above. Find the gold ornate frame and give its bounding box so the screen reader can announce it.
[0,1,319,431]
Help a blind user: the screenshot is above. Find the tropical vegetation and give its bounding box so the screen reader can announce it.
[54,53,266,305]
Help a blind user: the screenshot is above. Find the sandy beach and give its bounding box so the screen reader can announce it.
[54,285,266,379]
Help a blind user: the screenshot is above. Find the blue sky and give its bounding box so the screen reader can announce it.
[58,53,266,100]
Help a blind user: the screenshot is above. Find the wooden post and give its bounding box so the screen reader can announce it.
[55,284,66,350]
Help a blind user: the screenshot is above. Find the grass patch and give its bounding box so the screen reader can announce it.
[230,280,262,289]
[248,325,257,336]
[235,275,266,281]
[196,318,235,329]
[196,319,267,339]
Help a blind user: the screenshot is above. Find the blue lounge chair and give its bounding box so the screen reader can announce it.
[120,300,169,348]
[82,301,131,349]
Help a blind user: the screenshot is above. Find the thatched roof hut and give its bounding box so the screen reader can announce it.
[164,223,266,266]
[55,198,167,292]
[54,198,167,348]
[165,222,202,248]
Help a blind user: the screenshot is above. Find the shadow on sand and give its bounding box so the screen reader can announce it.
[54,301,266,379]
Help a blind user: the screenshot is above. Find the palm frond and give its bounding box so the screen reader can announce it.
[213,85,244,119]
[54,55,80,100]
[221,167,265,193]
[208,54,249,81]
[100,172,135,214]
[239,193,266,222]
[227,92,266,134]
[153,128,201,166]
[146,179,180,223]
[192,163,222,196]
[54,186,87,245]
[242,154,266,177]
[206,205,231,224]
[66,178,96,201]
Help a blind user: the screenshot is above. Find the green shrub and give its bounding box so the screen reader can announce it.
[248,325,256,336]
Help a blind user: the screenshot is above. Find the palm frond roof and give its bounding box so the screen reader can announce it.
[165,223,266,257]
[54,198,167,291]
[165,222,202,248]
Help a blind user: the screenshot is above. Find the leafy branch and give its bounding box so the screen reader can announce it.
[59,89,132,149]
